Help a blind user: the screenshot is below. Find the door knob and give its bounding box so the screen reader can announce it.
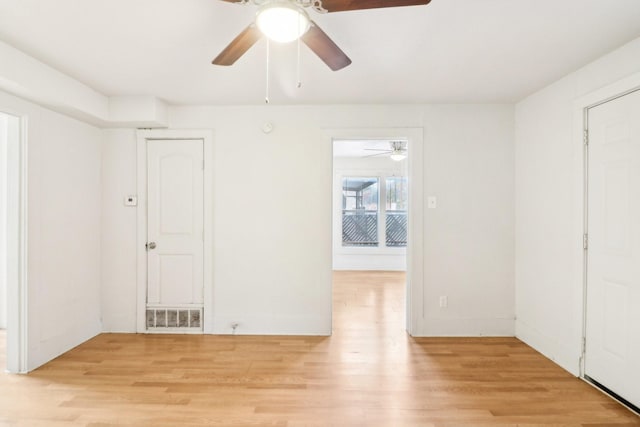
[146,242,157,251]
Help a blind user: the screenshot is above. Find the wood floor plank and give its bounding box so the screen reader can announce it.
[0,271,638,426]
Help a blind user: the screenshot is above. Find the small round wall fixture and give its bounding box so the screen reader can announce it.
[262,122,274,134]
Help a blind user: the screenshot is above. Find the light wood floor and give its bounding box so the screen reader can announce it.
[0,271,638,426]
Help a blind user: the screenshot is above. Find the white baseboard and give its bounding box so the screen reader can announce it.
[211,314,331,336]
[102,314,137,333]
[413,317,515,337]
[101,314,331,336]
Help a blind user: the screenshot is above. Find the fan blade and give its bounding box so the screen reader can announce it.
[301,21,351,71]
[364,149,393,152]
[212,24,262,66]
[320,0,432,13]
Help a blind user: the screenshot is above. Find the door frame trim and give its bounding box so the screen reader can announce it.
[1,111,29,373]
[573,71,640,377]
[325,127,424,336]
[136,129,214,334]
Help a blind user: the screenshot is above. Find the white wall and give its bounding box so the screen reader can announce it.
[101,129,138,332]
[0,90,103,371]
[102,104,514,337]
[420,105,515,336]
[333,156,407,271]
[515,36,640,375]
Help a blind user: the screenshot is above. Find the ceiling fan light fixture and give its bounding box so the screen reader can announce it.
[390,151,407,161]
[256,2,310,43]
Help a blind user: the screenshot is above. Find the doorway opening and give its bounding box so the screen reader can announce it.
[332,139,409,335]
[0,111,26,373]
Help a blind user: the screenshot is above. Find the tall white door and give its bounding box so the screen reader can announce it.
[146,139,204,331]
[585,89,640,407]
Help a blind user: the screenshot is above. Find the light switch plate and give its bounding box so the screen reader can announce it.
[428,196,437,209]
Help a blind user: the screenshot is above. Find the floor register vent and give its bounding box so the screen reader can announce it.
[146,307,202,330]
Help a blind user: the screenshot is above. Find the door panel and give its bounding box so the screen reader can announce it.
[159,255,195,304]
[585,89,640,407]
[602,280,628,359]
[147,139,204,328]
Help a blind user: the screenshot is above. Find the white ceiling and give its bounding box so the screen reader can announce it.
[1,0,640,106]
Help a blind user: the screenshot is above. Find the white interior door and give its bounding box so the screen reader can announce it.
[585,89,640,408]
[146,139,204,331]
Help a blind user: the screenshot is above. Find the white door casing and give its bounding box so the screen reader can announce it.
[137,130,213,334]
[585,88,640,408]
[0,113,7,330]
[325,128,424,336]
[0,111,28,373]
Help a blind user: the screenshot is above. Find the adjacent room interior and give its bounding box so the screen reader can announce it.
[0,0,639,424]
[333,139,408,272]
[332,139,409,343]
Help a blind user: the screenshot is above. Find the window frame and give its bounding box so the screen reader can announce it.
[384,176,408,248]
[341,176,380,247]
[335,170,407,256]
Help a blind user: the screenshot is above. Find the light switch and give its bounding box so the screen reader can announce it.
[428,196,437,209]
[124,195,138,207]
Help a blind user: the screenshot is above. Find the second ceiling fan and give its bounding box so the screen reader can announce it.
[212,0,433,71]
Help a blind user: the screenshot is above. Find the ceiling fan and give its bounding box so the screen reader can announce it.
[212,0,433,71]
[364,140,408,161]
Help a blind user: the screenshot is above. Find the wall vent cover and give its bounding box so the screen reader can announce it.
[146,307,202,331]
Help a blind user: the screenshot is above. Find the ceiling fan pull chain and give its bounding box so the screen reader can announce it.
[265,39,270,104]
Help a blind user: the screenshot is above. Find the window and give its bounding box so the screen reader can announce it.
[385,177,408,247]
[342,177,378,247]
[341,176,408,248]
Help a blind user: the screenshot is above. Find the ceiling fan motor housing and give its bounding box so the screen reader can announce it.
[255,1,312,43]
